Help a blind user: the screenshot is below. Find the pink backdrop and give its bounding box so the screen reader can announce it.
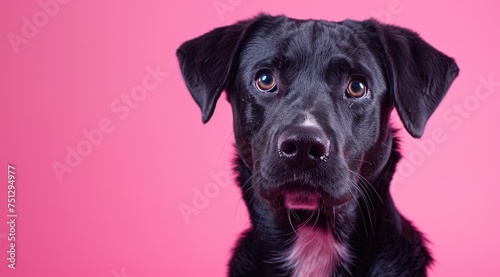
[1,0,499,276]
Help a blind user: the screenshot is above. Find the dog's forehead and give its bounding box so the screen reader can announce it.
[243,18,369,64]
[283,20,363,54]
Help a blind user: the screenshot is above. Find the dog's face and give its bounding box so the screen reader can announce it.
[229,19,392,215]
[177,15,458,225]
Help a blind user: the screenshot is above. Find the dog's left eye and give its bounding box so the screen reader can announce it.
[346,80,367,98]
[255,72,277,92]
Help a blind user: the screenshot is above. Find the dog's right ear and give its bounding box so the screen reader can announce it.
[176,17,262,123]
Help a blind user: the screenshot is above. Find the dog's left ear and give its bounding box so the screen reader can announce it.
[355,21,460,138]
[177,16,264,123]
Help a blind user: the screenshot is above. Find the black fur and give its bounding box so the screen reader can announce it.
[177,14,458,277]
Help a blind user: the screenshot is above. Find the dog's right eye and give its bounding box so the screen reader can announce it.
[255,72,277,93]
[346,79,367,98]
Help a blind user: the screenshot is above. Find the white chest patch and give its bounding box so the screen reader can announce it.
[285,227,348,277]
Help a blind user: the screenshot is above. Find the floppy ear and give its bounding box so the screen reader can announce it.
[370,21,459,138]
[176,17,261,123]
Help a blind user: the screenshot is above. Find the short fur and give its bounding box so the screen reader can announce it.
[177,14,459,277]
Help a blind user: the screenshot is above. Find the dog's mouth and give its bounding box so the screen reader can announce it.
[260,179,357,229]
[283,190,321,211]
[281,190,323,227]
[271,183,353,217]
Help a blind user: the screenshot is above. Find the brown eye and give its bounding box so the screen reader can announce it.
[346,79,367,98]
[255,72,277,92]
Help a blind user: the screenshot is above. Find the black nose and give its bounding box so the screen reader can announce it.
[278,126,330,169]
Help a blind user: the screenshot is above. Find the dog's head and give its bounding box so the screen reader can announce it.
[177,15,458,225]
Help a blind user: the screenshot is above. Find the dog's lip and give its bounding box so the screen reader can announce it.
[274,187,354,214]
[265,180,355,212]
[283,191,321,211]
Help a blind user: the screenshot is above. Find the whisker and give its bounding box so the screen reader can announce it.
[311,209,320,229]
[288,210,299,235]
[345,158,373,166]
[347,185,370,237]
[333,206,336,230]
[345,209,357,236]
[348,168,383,204]
[349,179,373,236]
[291,209,301,220]
[256,211,265,235]
[233,170,261,221]
[216,130,235,162]
[298,211,316,229]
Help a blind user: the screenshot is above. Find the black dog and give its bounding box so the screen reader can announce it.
[177,14,458,277]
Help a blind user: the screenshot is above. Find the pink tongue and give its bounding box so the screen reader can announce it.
[284,192,320,210]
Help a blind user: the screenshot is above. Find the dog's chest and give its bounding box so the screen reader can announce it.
[285,227,348,277]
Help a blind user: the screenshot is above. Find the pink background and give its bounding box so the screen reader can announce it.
[1,0,499,276]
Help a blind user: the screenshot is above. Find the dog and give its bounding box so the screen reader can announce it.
[177,14,459,277]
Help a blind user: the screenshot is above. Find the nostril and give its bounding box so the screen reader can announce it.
[308,143,327,158]
[280,140,297,155]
